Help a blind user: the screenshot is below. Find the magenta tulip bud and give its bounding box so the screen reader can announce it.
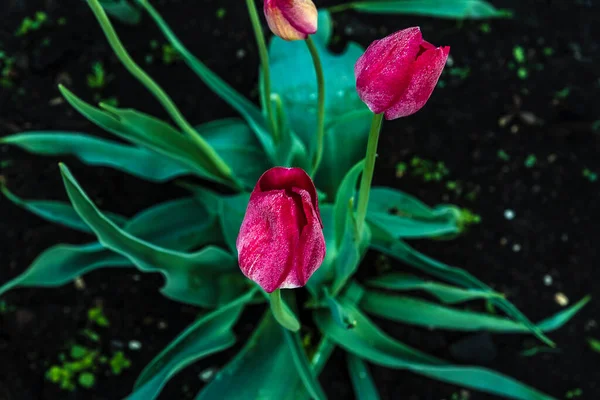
[236,167,326,293]
[264,0,318,41]
[355,27,450,120]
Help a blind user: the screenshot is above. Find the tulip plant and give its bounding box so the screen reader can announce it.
[0,0,588,399]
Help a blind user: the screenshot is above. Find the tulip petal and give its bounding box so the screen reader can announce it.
[237,191,302,293]
[257,167,322,227]
[384,46,450,120]
[278,188,326,289]
[355,27,423,114]
[264,0,318,41]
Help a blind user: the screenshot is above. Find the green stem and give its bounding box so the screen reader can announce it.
[306,36,326,176]
[245,0,279,143]
[355,113,384,237]
[87,0,235,184]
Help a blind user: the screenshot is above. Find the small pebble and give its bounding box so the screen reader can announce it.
[129,340,142,351]
[158,320,168,330]
[74,277,86,290]
[199,367,217,382]
[236,49,246,59]
[561,233,569,242]
[132,274,141,282]
[512,243,521,252]
[500,237,508,246]
[504,209,515,220]
[555,292,569,306]
[543,274,553,286]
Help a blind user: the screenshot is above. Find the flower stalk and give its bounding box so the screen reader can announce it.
[245,0,279,143]
[306,36,326,176]
[355,113,384,237]
[87,0,236,186]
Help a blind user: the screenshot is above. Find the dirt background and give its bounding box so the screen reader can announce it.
[0,0,599,399]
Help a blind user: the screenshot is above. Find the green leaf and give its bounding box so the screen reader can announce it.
[315,299,555,400]
[196,313,306,400]
[367,187,461,239]
[100,0,141,25]
[366,273,504,304]
[1,183,126,233]
[269,11,367,151]
[0,196,221,297]
[333,0,511,19]
[1,132,194,182]
[59,86,230,186]
[0,243,128,296]
[270,289,300,332]
[217,192,250,254]
[333,160,364,249]
[128,290,256,400]
[347,354,380,400]
[59,163,244,307]
[269,11,370,190]
[331,160,371,293]
[139,0,276,163]
[283,330,327,400]
[360,290,589,332]
[316,110,371,199]
[197,119,271,188]
[371,236,556,347]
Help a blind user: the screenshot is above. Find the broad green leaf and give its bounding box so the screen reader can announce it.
[99,0,141,24]
[371,236,555,347]
[139,0,276,162]
[198,119,271,188]
[0,196,221,297]
[2,132,194,182]
[315,299,555,400]
[123,196,221,250]
[331,0,511,19]
[59,86,229,185]
[366,273,504,304]
[316,111,371,199]
[367,187,461,239]
[270,11,368,150]
[269,11,371,192]
[360,290,589,332]
[128,289,256,400]
[331,160,371,293]
[218,192,250,254]
[59,163,245,307]
[333,160,364,249]
[0,243,128,296]
[283,330,327,400]
[196,314,306,400]
[347,354,380,400]
[1,184,126,233]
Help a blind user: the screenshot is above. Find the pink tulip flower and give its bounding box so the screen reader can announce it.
[355,27,450,119]
[264,0,318,41]
[236,167,325,293]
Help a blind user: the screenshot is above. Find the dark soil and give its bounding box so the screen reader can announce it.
[1,0,599,399]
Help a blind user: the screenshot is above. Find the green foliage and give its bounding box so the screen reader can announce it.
[15,12,48,36]
[329,0,512,19]
[87,62,108,89]
[110,351,132,375]
[98,0,141,25]
[88,306,110,327]
[1,2,587,400]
